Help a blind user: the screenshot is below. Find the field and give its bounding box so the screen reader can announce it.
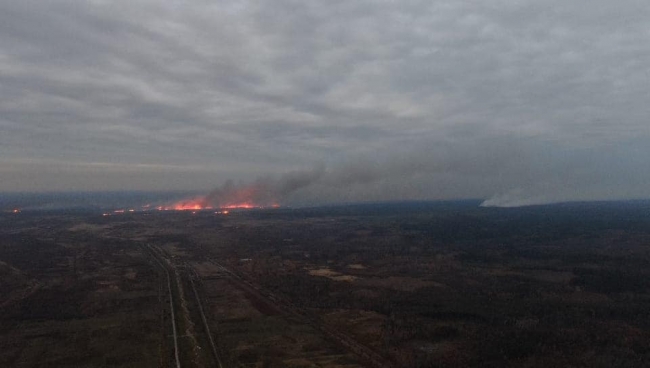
[1,200,650,367]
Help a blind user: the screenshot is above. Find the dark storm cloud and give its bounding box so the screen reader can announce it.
[1,0,649,205]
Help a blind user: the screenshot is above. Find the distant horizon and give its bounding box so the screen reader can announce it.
[3,190,650,212]
[2,1,650,205]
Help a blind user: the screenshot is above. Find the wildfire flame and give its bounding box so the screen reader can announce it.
[106,179,286,215]
[161,182,282,211]
[158,196,276,212]
[165,199,272,211]
[168,198,205,211]
[152,168,321,212]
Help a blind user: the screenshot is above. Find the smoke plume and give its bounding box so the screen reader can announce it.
[200,165,326,207]
[191,136,650,208]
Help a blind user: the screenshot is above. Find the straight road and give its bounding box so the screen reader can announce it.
[143,244,182,368]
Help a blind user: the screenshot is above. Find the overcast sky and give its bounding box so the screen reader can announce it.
[1,0,649,205]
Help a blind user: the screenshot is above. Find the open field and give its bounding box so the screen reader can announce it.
[1,201,650,367]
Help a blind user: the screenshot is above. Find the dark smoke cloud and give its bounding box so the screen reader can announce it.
[197,135,650,208]
[201,165,326,207]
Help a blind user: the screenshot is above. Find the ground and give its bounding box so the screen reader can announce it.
[1,201,650,367]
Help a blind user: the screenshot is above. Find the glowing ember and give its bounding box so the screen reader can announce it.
[150,167,319,213]
[164,196,273,211]
[167,197,205,211]
[105,197,278,215]
[221,203,258,209]
[159,184,284,212]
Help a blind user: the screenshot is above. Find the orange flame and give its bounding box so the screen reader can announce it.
[221,203,257,209]
[159,197,205,211]
[162,198,276,211]
[161,183,283,211]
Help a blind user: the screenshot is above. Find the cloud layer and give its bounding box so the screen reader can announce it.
[1,0,649,205]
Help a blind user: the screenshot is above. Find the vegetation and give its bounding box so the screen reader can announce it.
[1,201,649,367]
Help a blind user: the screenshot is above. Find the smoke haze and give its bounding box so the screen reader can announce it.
[192,135,650,208]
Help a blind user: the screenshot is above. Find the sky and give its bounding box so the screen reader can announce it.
[1,0,649,206]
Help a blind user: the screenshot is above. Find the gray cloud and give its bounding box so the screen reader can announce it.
[1,0,649,205]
